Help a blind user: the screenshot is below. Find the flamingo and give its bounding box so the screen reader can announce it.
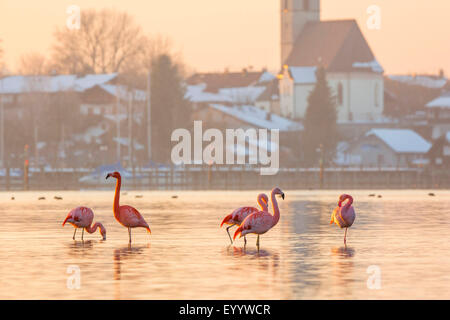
[62,207,106,240]
[330,194,356,245]
[220,193,269,244]
[233,187,285,248]
[106,171,151,243]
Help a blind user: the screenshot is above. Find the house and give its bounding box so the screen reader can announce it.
[425,91,450,139]
[427,132,450,168]
[343,129,431,168]
[186,69,275,110]
[255,79,281,114]
[279,1,384,123]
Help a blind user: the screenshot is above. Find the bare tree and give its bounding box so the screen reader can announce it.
[17,52,49,75]
[0,39,5,75]
[51,8,146,74]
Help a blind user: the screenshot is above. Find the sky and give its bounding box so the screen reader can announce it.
[0,0,449,75]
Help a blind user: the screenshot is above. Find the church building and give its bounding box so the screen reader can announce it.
[278,0,385,123]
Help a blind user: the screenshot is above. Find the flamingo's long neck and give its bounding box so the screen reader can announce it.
[257,194,268,212]
[113,177,121,219]
[270,190,280,227]
[85,222,105,235]
[343,195,353,208]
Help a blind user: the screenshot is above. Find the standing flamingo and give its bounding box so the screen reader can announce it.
[106,171,151,243]
[62,207,106,240]
[233,187,285,248]
[330,194,356,245]
[220,193,269,244]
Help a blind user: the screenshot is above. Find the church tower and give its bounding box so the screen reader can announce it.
[280,0,320,66]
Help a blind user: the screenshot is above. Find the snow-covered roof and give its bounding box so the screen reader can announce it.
[99,84,147,101]
[388,75,448,89]
[289,66,317,84]
[258,71,276,83]
[210,104,303,131]
[352,60,384,73]
[0,73,117,94]
[185,84,232,103]
[366,128,431,153]
[186,84,266,104]
[113,137,144,150]
[426,92,450,108]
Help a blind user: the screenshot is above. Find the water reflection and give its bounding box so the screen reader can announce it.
[0,190,450,299]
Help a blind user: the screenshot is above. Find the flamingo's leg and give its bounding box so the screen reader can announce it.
[344,228,348,245]
[73,228,77,240]
[256,235,260,247]
[128,227,131,243]
[244,235,247,246]
[226,225,233,244]
[81,229,84,241]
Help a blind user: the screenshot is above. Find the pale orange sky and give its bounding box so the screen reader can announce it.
[0,0,449,75]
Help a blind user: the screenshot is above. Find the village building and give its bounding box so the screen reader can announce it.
[278,0,384,123]
[341,129,431,168]
[427,131,450,169]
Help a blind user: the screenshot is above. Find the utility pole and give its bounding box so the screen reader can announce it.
[147,71,152,163]
[0,82,3,168]
[116,85,121,163]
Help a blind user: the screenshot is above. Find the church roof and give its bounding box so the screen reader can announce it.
[285,20,383,73]
[187,70,275,93]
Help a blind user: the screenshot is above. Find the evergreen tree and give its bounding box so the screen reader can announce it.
[302,66,338,166]
[150,54,191,163]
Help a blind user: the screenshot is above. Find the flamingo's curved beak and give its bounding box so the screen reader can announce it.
[281,192,285,200]
[62,216,70,226]
[233,226,243,240]
[105,173,111,180]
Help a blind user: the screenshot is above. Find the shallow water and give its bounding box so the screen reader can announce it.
[0,189,449,299]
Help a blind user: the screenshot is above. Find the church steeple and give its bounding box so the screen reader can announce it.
[280,0,321,66]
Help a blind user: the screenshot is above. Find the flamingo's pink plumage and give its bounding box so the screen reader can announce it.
[62,206,106,240]
[106,171,151,243]
[233,187,285,247]
[220,193,269,244]
[330,194,356,244]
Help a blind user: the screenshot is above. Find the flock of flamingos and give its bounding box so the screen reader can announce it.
[62,171,356,246]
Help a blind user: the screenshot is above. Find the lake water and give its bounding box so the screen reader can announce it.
[0,189,449,299]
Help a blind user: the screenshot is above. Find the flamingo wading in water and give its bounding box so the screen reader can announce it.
[234,188,285,248]
[330,194,356,245]
[62,207,106,240]
[106,171,151,243]
[220,193,269,244]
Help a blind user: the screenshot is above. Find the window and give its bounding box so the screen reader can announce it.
[374,83,379,107]
[337,82,343,106]
[303,0,309,10]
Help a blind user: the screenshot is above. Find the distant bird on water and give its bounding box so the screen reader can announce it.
[221,193,269,244]
[106,172,151,243]
[234,188,285,248]
[330,194,356,245]
[62,207,106,240]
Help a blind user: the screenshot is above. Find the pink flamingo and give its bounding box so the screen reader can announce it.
[62,207,106,240]
[220,193,269,244]
[106,171,151,243]
[233,187,285,247]
[330,194,356,245]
